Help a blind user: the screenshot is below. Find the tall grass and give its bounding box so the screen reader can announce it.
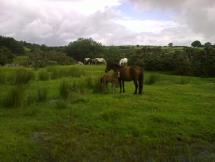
[38,70,49,81]
[49,67,85,79]
[0,72,6,84]
[59,80,71,99]
[3,85,26,108]
[36,88,47,102]
[7,68,35,85]
[84,77,109,93]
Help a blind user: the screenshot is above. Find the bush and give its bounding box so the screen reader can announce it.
[145,74,160,85]
[3,85,25,108]
[13,56,30,66]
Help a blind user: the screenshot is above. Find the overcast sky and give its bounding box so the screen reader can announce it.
[0,0,214,46]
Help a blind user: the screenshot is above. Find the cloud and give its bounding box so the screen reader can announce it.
[0,0,214,46]
[129,0,215,43]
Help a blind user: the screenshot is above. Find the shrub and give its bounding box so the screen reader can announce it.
[145,74,160,85]
[3,85,25,108]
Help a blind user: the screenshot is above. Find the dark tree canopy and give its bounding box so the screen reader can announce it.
[0,47,14,65]
[66,38,104,61]
[0,36,24,55]
[191,40,202,47]
[168,43,173,47]
[204,42,212,48]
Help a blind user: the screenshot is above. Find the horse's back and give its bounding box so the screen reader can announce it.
[131,66,143,78]
[120,66,143,80]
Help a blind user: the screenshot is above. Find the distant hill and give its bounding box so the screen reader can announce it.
[0,35,65,55]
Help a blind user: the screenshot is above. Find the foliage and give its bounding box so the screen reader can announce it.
[0,36,25,55]
[191,40,202,47]
[29,50,75,68]
[66,38,104,61]
[13,56,30,66]
[168,43,173,47]
[145,74,160,85]
[0,47,14,65]
[126,46,215,77]
[204,42,212,48]
[3,85,26,108]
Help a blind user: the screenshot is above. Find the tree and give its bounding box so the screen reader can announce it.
[204,42,212,48]
[0,36,25,55]
[0,47,14,65]
[168,43,173,47]
[66,38,104,61]
[191,40,202,47]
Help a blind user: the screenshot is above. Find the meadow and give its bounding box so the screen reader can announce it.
[0,65,215,162]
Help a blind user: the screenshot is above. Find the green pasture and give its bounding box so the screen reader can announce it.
[0,65,215,162]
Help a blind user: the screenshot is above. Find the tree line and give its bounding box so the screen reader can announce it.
[0,35,74,67]
[1,35,215,76]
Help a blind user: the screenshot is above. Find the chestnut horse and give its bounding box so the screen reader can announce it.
[105,63,144,94]
[100,72,118,93]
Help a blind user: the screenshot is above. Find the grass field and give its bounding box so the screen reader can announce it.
[0,65,215,162]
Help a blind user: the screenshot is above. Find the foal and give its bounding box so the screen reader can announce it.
[100,72,118,92]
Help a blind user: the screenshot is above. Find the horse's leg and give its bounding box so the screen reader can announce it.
[133,80,138,94]
[119,79,122,93]
[138,73,144,94]
[122,80,125,93]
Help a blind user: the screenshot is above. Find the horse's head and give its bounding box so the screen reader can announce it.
[105,63,120,73]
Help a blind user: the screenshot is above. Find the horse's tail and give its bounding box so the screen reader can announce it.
[139,70,144,94]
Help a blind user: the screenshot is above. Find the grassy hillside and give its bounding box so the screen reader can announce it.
[0,65,215,161]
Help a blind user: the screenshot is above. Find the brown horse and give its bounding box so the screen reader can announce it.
[105,63,144,94]
[100,72,119,92]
